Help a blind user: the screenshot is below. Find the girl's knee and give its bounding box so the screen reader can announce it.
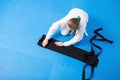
[61,31,69,36]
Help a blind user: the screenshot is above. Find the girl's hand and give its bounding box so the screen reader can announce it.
[42,39,49,47]
[54,41,63,46]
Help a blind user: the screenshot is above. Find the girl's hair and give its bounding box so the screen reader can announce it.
[67,18,80,31]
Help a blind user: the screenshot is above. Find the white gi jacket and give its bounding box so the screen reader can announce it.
[46,8,89,46]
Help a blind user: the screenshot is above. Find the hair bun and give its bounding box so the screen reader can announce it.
[76,16,81,21]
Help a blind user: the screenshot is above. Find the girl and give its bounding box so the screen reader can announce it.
[42,8,89,47]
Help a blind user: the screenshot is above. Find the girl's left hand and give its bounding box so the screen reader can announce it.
[54,41,63,46]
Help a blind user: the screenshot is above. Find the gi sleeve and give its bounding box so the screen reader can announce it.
[46,16,68,40]
[63,27,85,46]
[80,22,88,36]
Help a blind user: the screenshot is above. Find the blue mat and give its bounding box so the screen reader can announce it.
[0,0,120,80]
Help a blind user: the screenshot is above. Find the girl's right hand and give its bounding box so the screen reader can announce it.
[42,39,49,47]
